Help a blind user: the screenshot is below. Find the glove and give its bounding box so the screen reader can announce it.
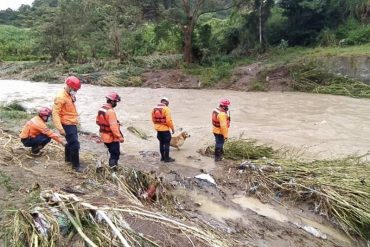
[172,129,175,135]
[119,137,125,143]
[59,128,66,136]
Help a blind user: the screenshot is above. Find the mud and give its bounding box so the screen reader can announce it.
[0,80,369,246]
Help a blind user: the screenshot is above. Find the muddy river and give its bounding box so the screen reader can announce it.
[1,80,368,246]
[2,80,370,163]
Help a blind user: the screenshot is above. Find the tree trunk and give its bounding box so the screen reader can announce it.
[183,25,193,64]
[259,0,262,46]
[113,31,121,59]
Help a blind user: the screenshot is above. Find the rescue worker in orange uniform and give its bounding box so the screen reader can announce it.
[151,97,175,163]
[52,76,84,172]
[96,92,124,171]
[212,99,231,161]
[20,107,65,154]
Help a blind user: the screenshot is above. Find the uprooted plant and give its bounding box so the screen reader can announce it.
[234,152,370,241]
[2,185,229,247]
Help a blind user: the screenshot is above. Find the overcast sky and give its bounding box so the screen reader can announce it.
[0,0,34,10]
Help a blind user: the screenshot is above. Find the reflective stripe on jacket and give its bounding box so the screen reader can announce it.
[212,108,229,138]
[151,103,174,132]
[19,116,63,143]
[52,89,79,131]
[96,103,123,143]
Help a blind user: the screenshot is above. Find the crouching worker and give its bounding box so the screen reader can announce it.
[96,92,124,172]
[20,107,65,155]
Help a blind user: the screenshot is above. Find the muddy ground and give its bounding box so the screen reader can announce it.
[0,121,364,247]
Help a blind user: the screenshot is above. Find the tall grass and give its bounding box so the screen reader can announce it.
[0,25,39,61]
[0,102,29,120]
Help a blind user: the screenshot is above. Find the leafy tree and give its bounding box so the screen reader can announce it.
[0,9,18,25]
[37,0,86,61]
[278,0,369,45]
[240,0,274,50]
[161,0,237,63]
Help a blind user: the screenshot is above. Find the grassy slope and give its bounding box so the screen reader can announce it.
[255,45,370,98]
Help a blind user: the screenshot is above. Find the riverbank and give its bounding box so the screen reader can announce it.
[0,102,367,246]
[2,46,370,98]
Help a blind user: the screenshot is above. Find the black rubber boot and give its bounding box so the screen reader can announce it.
[65,146,71,163]
[109,159,118,172]
[164,157,175,163]
[70,149,84,173]
[31,145,41,154]
[31,145,46,156]
[214,148,222,162]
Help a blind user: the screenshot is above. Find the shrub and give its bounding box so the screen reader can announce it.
[0,102,29,120]
[31,70,59,82]
[66,63,96,74]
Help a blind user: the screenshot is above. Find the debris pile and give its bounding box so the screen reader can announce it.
[3,182,229,247]
[235,155,370,240]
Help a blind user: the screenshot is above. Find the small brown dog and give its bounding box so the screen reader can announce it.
[170,131,191,150]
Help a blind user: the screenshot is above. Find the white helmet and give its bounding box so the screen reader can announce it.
[161,96,169,103]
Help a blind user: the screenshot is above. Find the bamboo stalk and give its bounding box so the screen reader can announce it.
[53,194,98,247]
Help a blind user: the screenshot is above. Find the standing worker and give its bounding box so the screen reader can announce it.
[52,76,84,172]
[96,92,124,172]
[152,97,175,163]
[20,107,65,154]
[212,99,231,161]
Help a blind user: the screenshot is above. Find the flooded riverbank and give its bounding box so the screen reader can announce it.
[1,80,370,163]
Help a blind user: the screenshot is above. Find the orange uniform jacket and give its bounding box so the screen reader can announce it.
[151,104,175,132]
[52,90,79,131]
[97,103,124,143]
[19,116,63,143]
[212,108,229,139]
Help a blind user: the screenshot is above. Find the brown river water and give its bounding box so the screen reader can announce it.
[2,80,370,163]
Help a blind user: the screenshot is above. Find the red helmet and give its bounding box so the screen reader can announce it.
[38,107,52,117]
[106,92,121,102]
[219,98,231,107]
[65,76,81,91]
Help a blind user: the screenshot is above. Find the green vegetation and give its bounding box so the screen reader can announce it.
[1,0,370,97]
[0,25,39,60]
[249,79,269,91]
[289,63,370,98]
[0,102,29,120]
[208,139,276,160]
[0,0,369,64]
[0,171,16,192]
[184,63,233,87]
[270,156,370,240]
[30,69,60,82]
